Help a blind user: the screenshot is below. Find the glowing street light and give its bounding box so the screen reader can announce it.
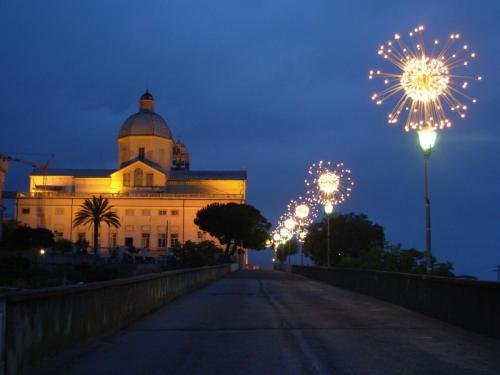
[39,248,46,256]
[370,26,480,272]
[307,161,354,268]
[418,126,437,153]
[324,202,334,215]
[418,125,437,272]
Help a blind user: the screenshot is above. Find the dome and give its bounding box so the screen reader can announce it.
[118,91,173,139]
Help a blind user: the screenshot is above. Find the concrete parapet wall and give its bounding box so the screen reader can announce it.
[4,264,235,374]
[293,266,500,339]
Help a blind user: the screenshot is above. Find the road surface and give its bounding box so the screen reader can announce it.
[34,270,500,375]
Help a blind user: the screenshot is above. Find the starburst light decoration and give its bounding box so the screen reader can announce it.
[306,161,354,206]
[369,25,481,131]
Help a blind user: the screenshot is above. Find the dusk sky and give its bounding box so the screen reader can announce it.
[1,1,499,279]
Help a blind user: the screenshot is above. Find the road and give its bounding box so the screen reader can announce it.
[34,270,500,375]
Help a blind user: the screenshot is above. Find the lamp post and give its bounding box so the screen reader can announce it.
[294,203,310,266]
[284,218,296,265]
[418,126,437,273]
[324,202,334,267]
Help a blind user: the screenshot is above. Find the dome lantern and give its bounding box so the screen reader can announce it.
[139,89,155,112]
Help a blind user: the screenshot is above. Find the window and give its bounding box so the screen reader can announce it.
[170,233,179,247]
[141,233,150,248]
[55,207,64,215]
[109,233,117,248]
[54,231,64,240]
[197,231,204,240]
[134,168,143,187]
[172,159,177,167]
[125,225,134,232]
[158,233,167,249]
[158,210,167,216]
[125,209,135,216]
[125,237,134,248]
[142,209,151,216]
[123,173,130,187]
[170,210,179,216]
[146,173,153,186]
[22,208,30,215]
[138,147,145,160]
[77,232,86,241]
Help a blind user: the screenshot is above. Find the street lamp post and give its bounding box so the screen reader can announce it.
[324,202,334,267]
[418,127,437,273]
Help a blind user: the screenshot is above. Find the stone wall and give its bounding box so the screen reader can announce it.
[293,266,500,339]
[3,264,236,375]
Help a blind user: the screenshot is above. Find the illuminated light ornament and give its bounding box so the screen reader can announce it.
[318,172,340,194]
[295,204,310,219]
[279,227,289,238]
[299,231,308,240]
[272,233,281,242]
[369,25,481,131]
[305,160,354,206]
[284,218,297,231]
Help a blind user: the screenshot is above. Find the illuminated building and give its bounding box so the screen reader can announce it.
[15,91,247,259]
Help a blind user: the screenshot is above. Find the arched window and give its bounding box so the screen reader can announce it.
[134,168,143,187]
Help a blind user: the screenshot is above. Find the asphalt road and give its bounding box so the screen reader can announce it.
[35,270,500,375]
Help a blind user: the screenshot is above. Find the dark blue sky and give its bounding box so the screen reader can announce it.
[1,1,499,279]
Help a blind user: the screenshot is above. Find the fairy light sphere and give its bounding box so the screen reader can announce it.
[401,57,449,102]
[369,25,481,131]
[306,160,354,206]
[284,218,297,231]
[272,233,281,242]
[279,227,289,238]
[295,204,310,219]
[318,172,340,194]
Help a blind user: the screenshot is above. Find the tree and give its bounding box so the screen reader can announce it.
[276,237,298,263]
[1,221,54,250]
[303,212,385,266]
[167,240,223,269]
[73,196,120,255]
[194,203,271,256]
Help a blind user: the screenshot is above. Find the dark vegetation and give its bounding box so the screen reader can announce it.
[194,202,271,256]
[298,212,454,277]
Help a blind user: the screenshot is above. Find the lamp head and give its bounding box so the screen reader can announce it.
[324,202,334,215]
[418,126,437,154]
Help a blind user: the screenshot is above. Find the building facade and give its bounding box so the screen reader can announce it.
[15,91,246,258]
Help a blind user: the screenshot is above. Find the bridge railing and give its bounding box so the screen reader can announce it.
[2,264,237,375]
[293,266,500,339]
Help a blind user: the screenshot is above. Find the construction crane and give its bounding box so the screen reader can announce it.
[0,153,54,238]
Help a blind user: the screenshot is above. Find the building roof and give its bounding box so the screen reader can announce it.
[169,170,247,180]
[31,168,247,180]
[119,157,169,174]
[32,169,115,178]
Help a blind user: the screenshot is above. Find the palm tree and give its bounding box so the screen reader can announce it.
[73,196,120,255]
